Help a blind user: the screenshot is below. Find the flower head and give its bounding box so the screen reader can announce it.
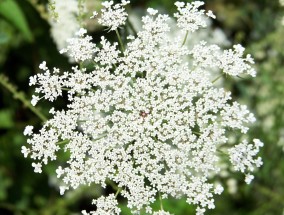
[60,28,98,62]
[23,1,262,215]
[23,125,34,136]
[174,1,214,32]
[98,0,130,31]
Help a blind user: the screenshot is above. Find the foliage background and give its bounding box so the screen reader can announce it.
[0,0,283,214]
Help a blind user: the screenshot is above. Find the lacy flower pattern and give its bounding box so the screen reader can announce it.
[23,1,263,214]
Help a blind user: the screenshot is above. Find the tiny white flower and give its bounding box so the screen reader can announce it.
[75,28,87,37]
[23,125,34,136]
[56,166,64,178]
[31,95,39,106]
[59,186,68,195]
[147,8,158,16]
[253,138,264,147]
[196,207,206,215]
[29,76,37,86]
[32,162,42,173]
[90,11,98,19]
[49,107,55,114]
[206,10,216,19]
[214,184,224,195]
[81,210,89,215]
[21,146,30,158]
[153,210,172,215]
[39,61,48,70]
[174,2,185,8]
[245,174,254,184]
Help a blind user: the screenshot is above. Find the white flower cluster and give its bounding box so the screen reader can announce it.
[174,1,215,32]
[23,1,263,215]
[29,61,63,105]
[48,0,80,51]
[190,42,256,77]
[97,0,130,31]
[60,28,98,62]
[229,139,263,184]
[82,194,121,215]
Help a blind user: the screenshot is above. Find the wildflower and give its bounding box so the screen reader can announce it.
[31,95,39,106]
[23,1,263,215]
[174,1,213,32]
[60,28,98,62]
[228,139,263,173]
[214,184,224,195]
[98,0,130,31]
[23,125,33,136]
[245,174,254,184]
[21,146,30,158]
[32,162,42,173]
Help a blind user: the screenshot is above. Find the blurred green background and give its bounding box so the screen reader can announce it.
[0,0,284,214]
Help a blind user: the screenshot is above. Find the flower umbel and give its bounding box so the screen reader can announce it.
[97,0,130,31]
[174,1,215,32]
[23,1,263,215]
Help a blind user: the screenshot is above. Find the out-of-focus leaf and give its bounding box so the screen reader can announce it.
[0,109,14,129]
[0,32,9,44]
[0,169,12,201]
[0,0,33,42]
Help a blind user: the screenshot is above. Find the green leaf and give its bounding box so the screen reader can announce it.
[0,170,12,200]
[0,32,9,44]
[0,0,33,42]
[0,109,14,129]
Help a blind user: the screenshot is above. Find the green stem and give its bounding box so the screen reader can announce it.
[56,139,70,145]
[237,75,245,79]
[109,186,122,214]
[193,131,202,135]
[107,179,118,190]
[115,187,122,198]
[181,30,189,47]
[127,18,137,36]
[79,62,84,70]
[0,74,47,122]
[217,148,227,156]
[159,192,164,210]
[212,74,224,84]
[92,133,108,141]
[115,29,125,53]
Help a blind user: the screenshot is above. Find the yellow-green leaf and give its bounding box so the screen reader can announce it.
[0,0,33,42]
